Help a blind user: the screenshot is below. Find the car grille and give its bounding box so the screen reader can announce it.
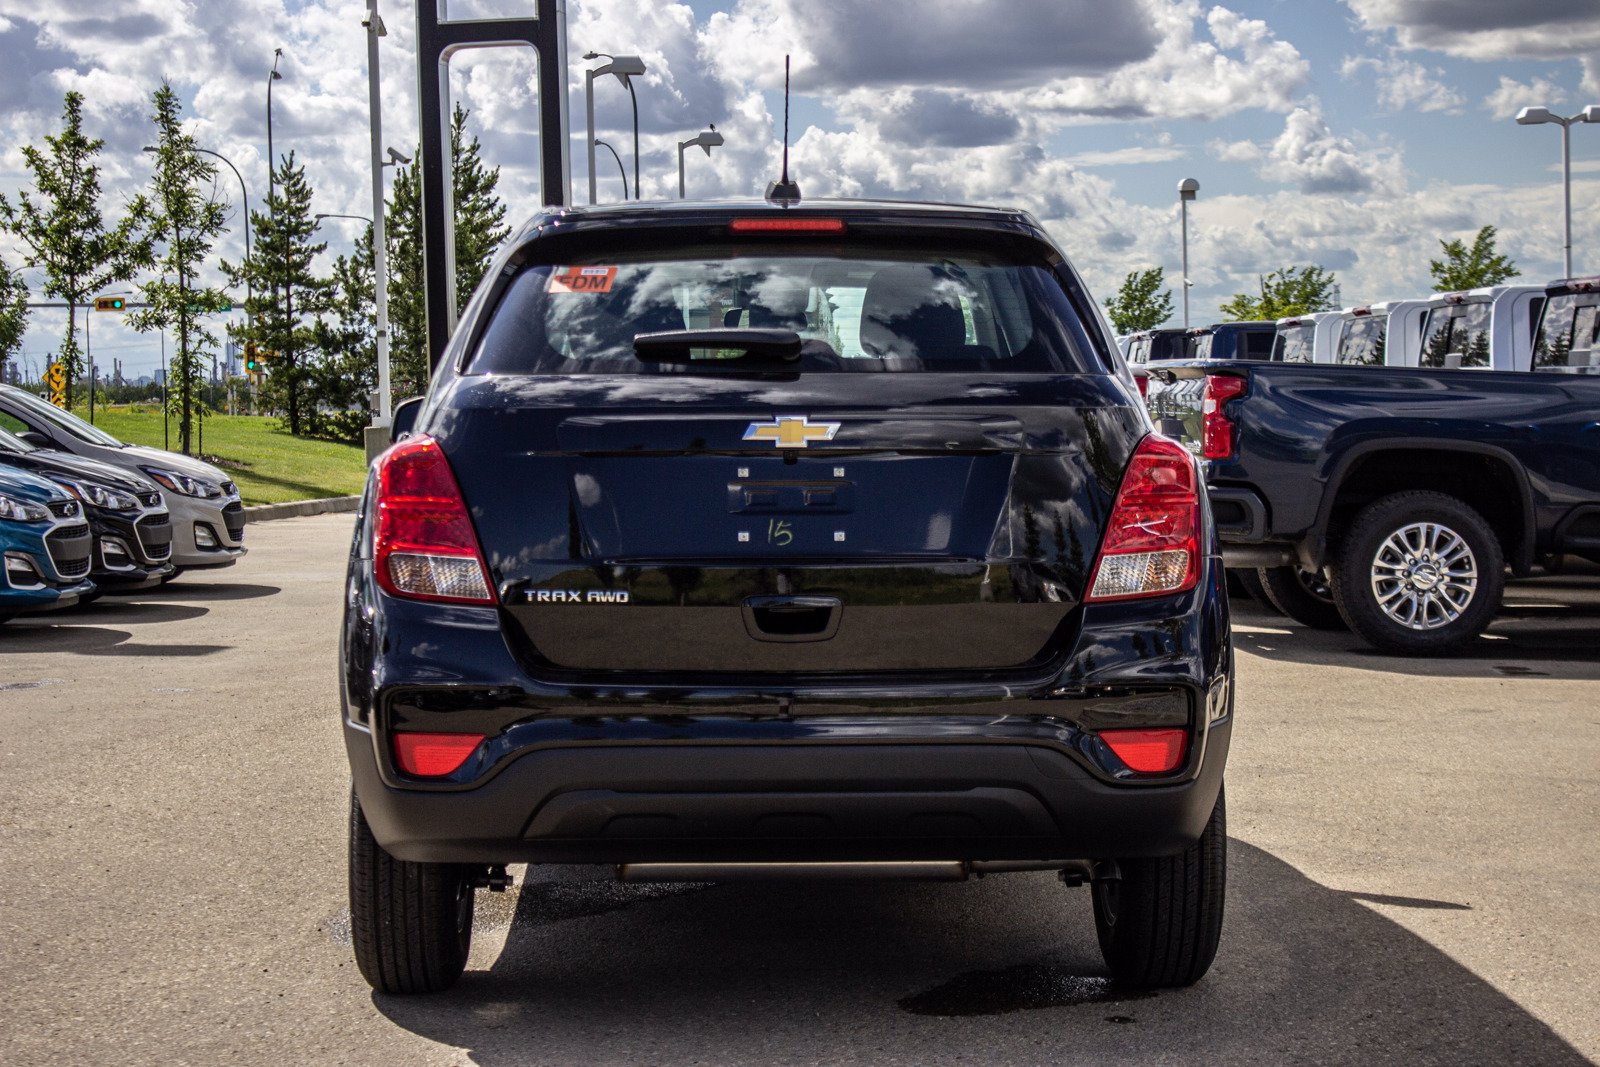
[45,522,93,579]
[222,500,246,540]
[136,512,174,561]
[46,500,82,520]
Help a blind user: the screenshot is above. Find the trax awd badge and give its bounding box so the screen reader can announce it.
[532,589,631,604]
[743,415,840,448]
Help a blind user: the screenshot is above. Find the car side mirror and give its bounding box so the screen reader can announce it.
[391,397,424,443]
[17,431,54,449]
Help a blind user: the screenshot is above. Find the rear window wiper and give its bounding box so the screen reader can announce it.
[633,328,803,366]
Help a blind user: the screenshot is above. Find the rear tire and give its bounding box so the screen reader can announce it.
[1257,566,1345,630]
[1234,568,1269,608]
[1093,787,1226,989]
[1331,491,1504,655]
[349,790,474,994]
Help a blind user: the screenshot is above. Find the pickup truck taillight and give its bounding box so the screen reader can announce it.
[373,435,496,606]
[1085,434,1200,601]
[1202,374,1246,460]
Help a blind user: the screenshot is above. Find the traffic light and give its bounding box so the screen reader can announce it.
[93,296,125,311]
[244,343,259,371]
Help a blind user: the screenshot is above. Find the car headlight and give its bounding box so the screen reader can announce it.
[142,467,224,499]
[56,479,141,512]
[0,493,50,523]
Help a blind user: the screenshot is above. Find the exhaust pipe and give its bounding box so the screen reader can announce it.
[616,860,1093,883]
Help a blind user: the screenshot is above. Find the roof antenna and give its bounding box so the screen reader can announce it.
[765,54,802,203]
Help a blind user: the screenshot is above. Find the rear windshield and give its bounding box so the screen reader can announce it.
[1271,324,1315,363]
[1336,316,1386,365]
[1533,293,1600,373]
[469,246,1094,374]
[1419,302,1490,368]
[1187,334,1213,360]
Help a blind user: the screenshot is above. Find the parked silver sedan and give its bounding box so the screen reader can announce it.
[0,385,245,578]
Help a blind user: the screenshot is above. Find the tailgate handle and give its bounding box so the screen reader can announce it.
[742,595,841,643]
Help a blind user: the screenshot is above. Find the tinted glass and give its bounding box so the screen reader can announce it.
[1419,302,1490,368]
[1242,331,1275,360]
[470,248,1093,374]
[1187,334,1214,360]
[1337,317,1386,365]
[1128,335,1152,364]
[0,387,124,446]
[1272,324,1315,363]
[0,426,38,454]
[1533,294,1600,373]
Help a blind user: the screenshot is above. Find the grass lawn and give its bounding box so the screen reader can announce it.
[71,405,368,506]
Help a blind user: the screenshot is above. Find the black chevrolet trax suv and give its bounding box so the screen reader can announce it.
[341,199,1234,994]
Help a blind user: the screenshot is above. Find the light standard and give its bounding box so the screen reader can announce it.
[1178,177,1199,329]
[594,139,629,200]
[678,125,724,199]
[266,49,284,197]
[1515,105,1600,279]
[361,2,399,430]
[583,52,646,204]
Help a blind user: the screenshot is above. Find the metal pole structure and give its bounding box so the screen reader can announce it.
[585,67,598,205]
[415,0,569,373]
[1178,178,1199,329]
[267,51,282,199]
[628,79,639,199]
[364,5,392,425]
[1562,119,1573,280]
[595,140,629,199]
[678,141,686,199]
[161,330,169,452]
[86,311,93,422]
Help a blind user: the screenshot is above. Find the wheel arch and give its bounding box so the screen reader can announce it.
[1306,440,1535,575]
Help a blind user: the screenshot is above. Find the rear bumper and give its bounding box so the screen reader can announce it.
[348,720,1230,865]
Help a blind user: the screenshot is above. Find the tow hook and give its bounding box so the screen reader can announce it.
[470,865,514,892]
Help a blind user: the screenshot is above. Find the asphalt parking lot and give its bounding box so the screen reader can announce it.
[2,513,1597,1066]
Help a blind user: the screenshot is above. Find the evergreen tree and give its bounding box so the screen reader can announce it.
[384,105,511,401]
[0,91,150,406]
[129,83,230,456]
[307,228,379,439]
[1429,226,1519,292]
[0,254,28,381]
[1220,266,1338,321]
[228,152,333,436]
[1104,268,1174,333]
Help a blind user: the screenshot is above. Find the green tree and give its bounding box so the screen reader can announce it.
[0,91,150,406]
[1104,268,1174,333]
[1429,225,1519,292]
[228,152,333,436]
[1220,265,1339,321]
[385,105,511,400]
[130,83,231,456]
[0,254,28,381]
[306,229,379,441]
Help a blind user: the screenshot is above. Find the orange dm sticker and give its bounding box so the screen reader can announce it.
[548,266,618,293]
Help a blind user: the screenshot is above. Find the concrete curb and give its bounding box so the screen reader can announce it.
[244,496,361,522]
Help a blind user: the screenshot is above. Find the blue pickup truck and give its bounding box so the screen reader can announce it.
[1144,281,1600,653]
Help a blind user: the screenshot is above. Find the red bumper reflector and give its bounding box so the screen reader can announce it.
[1100,728,1187,773]
[729,217,846,233]
[393,732,486,777]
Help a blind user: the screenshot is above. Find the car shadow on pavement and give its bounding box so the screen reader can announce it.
[369,842,1589,1065]
[147,582,281,602]
[0,620,229,657]
[1232,595,1600,679]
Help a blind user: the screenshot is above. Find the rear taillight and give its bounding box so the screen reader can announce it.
[1134,371,1149,398]
[1201,374,1246,460]
[729,217,846,233]
[373,435,495,605]
[1100,728,1187,773]
[1085,434,1200,602]
[393,731,486,777]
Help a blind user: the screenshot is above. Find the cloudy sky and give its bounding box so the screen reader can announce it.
[2,0,1599,379]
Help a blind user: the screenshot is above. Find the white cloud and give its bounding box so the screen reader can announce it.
[1340,54,1464,113]
[1482,74,1569,119]
[1345,0,1600,92]
[1210,104,1404,195]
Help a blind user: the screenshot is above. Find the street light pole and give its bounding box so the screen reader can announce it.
[146,145,252,346]
[1178,178,1199,329]
[363,0,393,426]
[267,49,283,199]
[583,53,646,205]
[678,125,724,199]
[1515,105,1600,279]
[594,140,629,200]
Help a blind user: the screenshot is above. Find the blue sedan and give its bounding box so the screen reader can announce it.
[0,466,95,623]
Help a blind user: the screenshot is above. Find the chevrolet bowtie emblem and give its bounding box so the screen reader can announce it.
[743,415,841,448]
